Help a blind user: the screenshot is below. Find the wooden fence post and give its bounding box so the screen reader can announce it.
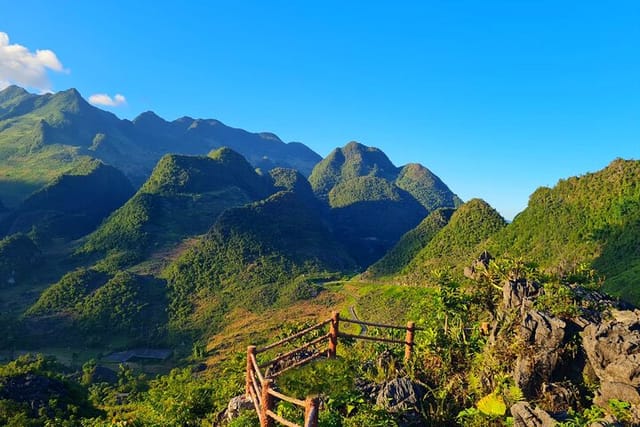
[260,379,274,427]
[328,311,340,358]
[404,321,415,362]
[246,345,256,396]
[304,396,320,427]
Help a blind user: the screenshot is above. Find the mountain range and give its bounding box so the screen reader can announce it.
[0,85,320,207]
[0,85,639,426]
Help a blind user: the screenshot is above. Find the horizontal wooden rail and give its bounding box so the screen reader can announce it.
[341,317,424,331]
[268,388,306,407]
[256,319,331,354]
[338,332,406,345]
[267,410,300,427]
[340,318,410,330]
[270,351,325,378]
[260,334,330,369]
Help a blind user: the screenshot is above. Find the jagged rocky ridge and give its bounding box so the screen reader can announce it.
[467,253,640,426]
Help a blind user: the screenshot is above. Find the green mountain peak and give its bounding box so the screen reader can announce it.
[403,198,507,278]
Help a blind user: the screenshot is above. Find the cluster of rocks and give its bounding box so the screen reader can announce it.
[499,271,640,426]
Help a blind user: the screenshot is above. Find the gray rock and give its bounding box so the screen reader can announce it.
[594,381,640,406]
[504,279,541,311]
[511,401,557,427]
[375,377,425,411]
[463,251,492,280]
[514,310,566,397]
[226,394,254,421]
[582,309,640,387]
[375,377,427,426]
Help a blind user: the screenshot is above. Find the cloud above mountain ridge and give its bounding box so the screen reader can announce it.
[0,31,66,92]
[88,93,127,107]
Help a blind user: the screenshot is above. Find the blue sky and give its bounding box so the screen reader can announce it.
[1,1,638,219]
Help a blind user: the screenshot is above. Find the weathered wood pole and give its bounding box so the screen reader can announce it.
[328,311,340,358]
[404,321,415,362]
[246,345,256,396]
[260,379,274,427]
[304,396,320,427]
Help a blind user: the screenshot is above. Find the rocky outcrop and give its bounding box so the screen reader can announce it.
[464,250,493,280]
[515,310,566,397]
[582,309,640,423]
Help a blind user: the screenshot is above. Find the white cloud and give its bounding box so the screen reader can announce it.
[0,31,66,91]
[88,93,127,107]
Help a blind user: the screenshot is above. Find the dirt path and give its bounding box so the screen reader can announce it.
[349,305,368,335]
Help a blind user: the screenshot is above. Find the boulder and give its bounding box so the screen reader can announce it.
[376,377,426,426]
[582,309,640,423]
[225,394,254,421]
[510,401,557,427]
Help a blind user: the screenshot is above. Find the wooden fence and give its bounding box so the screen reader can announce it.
[245,311,419,427]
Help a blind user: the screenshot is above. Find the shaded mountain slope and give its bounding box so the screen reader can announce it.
[0,233,42,287]
[328,176,428,266]
[366,207,455,278]
[0,158,134,243]
[308,141,461,267]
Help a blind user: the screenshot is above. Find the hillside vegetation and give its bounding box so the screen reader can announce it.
[401,198,507,281]
[1,91,640,426]
[488,158,640,301]
[0,233,42,287]
[165,188,355,340]
[79,148,272,269]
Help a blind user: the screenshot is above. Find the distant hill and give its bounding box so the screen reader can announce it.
[0,85,321,206]
[402,198,507,280]
[79,147,273,269]
[0,158,134,243]
[309,141,399,201]
[309,141,461,267]
[366,207,455,278]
